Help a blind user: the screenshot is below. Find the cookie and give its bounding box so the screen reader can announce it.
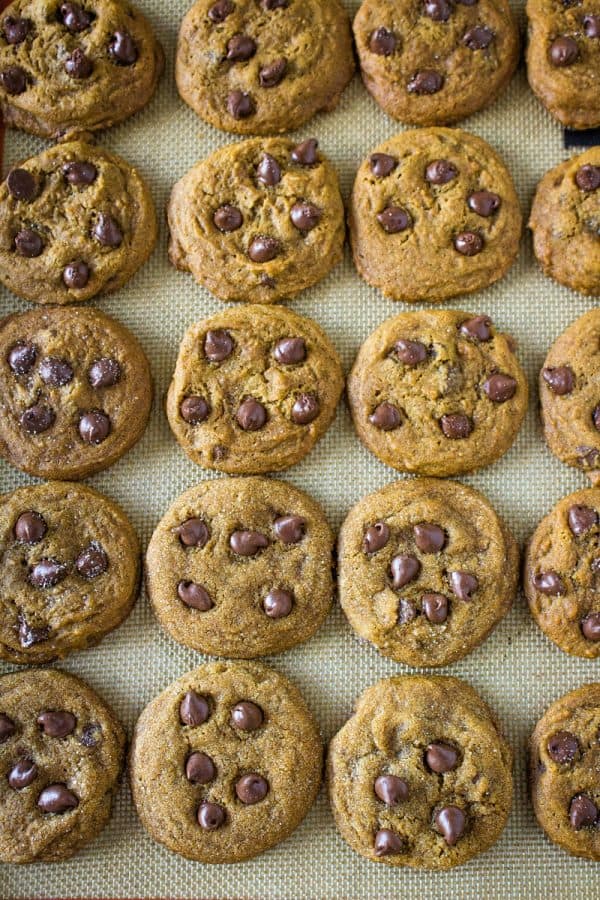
[0,305,153,480]
[527,0,600,129]
[353,0,519,126]
[529,150,600,296]
[347,309,528,477]
[167,137,345,304]
[175,0,354,136]
[530,684,600,859]
[327,674,513,869]
[166,305,344,475]
[0,0,163,139]
[349,128,522,303]
[130,660,322,863]
[524,487,600,659]
[0,668,125,863]
[145,477,333,658]
[0,481,139,665]
[0,140,157,305]
[338,478,518,668]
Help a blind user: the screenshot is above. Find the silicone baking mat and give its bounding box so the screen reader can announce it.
[2,1,600,897]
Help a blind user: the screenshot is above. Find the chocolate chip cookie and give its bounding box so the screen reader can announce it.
[168,137,345,304]
[524,487,600,659]
[0,667,125,863]
[527,0,600,128]
[0,0,163,139]
[347,309,528,477]
[175,0,354,135]
[0,305,152,480]
[349,128,522,303]
[529,150,600,296]
[130,660,322,863]
[338,478,518,668]
[0,140,157,305]
[166,305,344,475]
[146,477,333,658]
[530,684,600,859]
[328,674,513,869]
[354,0,519,126]
[0,480,139,665]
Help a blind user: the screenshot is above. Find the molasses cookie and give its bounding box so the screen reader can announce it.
[175,0,354,135]
[0,668,125,863]
[146,477,334,658]
[167,136,345,304]
[0,305,152,480]
[338,478,518,667]
[166,305,344,474]
[349,128,522,303]
[0,0,163,139]
[0,140,157,305]
[328,674,513,869]
[354,0,519,126]
[130,660,322,863]
[347,309,528,477]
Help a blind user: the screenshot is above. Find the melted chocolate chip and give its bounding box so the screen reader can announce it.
[422,592,449,623]
[273,337,306,364]
[533,571,565,595]
[425,159,458,184]
[274,515,306,543]
[0,714,15,743]
[584,14,600,38]
[236,773,269,804]
[180,396,210,425]
[425,742,459,772]
[231,701,263,730]
[257,154,281,186]
[463,25,494,49]
[414,523,446,552]
[547,731,579,764]
[7,168,37,202]
[89,358,121,388]
[65,48,93,79]
[38,784,78,814]
[8,341,36,374]
[236,397,267,430]
[21,404,55,435]
[230,530,269,556]
[484,373,517,402]
[391,554,421,589]
[177,580,213,611]
[468,190,501,216]
[40,357,74,386]
[226,33,256,61]
[374,829,404,856]
[14,511,47,544]
[394,339,427,365]
[14,228,43,258]
[248,235,280,262]
[263,588,293,618]
[8,758,38,789]
[460,315,492,341]
[582,612,600,641]
[374,774,408,805]
[75,544,108,578]
[108,31,138,65]
[176,518,209,548]
[186,751,216,783]
[449,571,478,601]
[440,413,473,439]
[37,710,76,738]
[369,26,396,55]
[1,66,28,95]
[377,206,411,233]
[63,161,97,185]
[59,3,93,32]
[435,806,465,845]
[363,522,390,554]
[80,723,102,747]
[569,794,598,829]
[227,89,254,119]
[542,366,575,395]
[454,231,483,255]
[259,57,287,87]
[369,402,402,431]
[180,691,210,726]
[424,0,452,20]
[291,139,318,166]
[3,16,31,44]
[370,153,397,177]
[63,261,90,289]
[208,0,234,22]
[198,801,226,830]
[29,558,67,588]
[290,202,322,232]
[549,36,579,66]
[568,505,598,536]
[407,70,444,94]
[205,329,234,361]
[92,214,122,247]
[18,619,49,648]
[291,393,319,424]
[79,410,110,444]
[575,164,600,191]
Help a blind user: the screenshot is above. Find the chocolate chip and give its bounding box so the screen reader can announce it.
[291,139,318,166]
[369,27,396,55]
[374,829,404,856]
[422,592,449,623]
[40,357,74,387]
[29,558,67,588]
[374,774,408,805]
[533,571,565,595]
[63,161,97,185]
[92,213,122,247]
[584,15,600,38]
[290,202,322,232]
[394,339,427,365]
[547,731,579,764]
[248,235,280,262]
[186,752,216,783]
[65,48,93,78]
[176,519,209,548]
[7,168,37,202]
[75,544,108,578]
[204,330,234,364]
[463,25,494,49]
[180,691,210,726]
[274,515,305,543]
[0,66,28,94]
[575,164,600,191]
[593,405,600,433]
[0,714,16,742]
[424,0,452,20]
[483,373,517,402]
[459,315,492,341]
[273,337,306,364]
[377,206,411,233]
[568,505,598,535]
[178,579,213,611]
[542,366,575,395]
[236,397,267,430]
[407,70,444,94]
[108,31,138,65]
[414,523,446,552]
[38,784,78,814]
[577,446,600,467]
[369,402,402,431]
[18,619,49,647]
[63,261,90,289]
[208,0,234,22]
[582,612,600,640]
[14,511,46,544]
[37,710,76,738]
[440,413,473,439]
[259,57,287,87]
[398,599,416,623]
[264,588,293,618]
[363,522,390,554]
[449,571,478,600]
[236,773,269,804]
[569,795,598,829]
[14,228,43,258]
[227,33,256,61]
[8,758,38,789]
[257,154,281,186]
[425,159,458,185]
[2,16,31,44]
[231,701,263,730]
[391,554,421,589]
[468,190,500,216]
[435,806,465,845]
[291,393,319,424]
[425,742,459,772]
[454,231,483,255]
[8,341,36,374]
[370,153,397,177]
[550,36,579,66]
[198,802,226,830]
[180,396,210,425]
[262,0,288,7]
[79,411,110,444]
[80,723,101,747]
[60,3,93,32]
[21,404,55,435]
[89,358,121,388]
[227,89,254,119]
[230,530,269,556]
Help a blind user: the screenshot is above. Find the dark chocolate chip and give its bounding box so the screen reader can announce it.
[424,0,452,19]
[390,554,421,588]
[79,410,110,444]
[468,190,500,216]
[108,30,138,65]
[449,571,478,600]
[259,57,287,87]
[65,48,93,78]
[463,25,494,49]
[37,710,76,738]
[547,731,579,764]
[176,518,209,548]
[226,35,256,63]
[398,598,417,623]
[7,168,37,202]
[14,511,46,544]
[435,806,465,845]
[273,337,306,364]
[236,773,269,804]
[8,341,36,374]
[180,396,210,425]
[264,588,293,618]
[39,357,74,387]
[568,505,598,536]
[394,339,427,365]
[414,523,446,552]
[38,784,78,813]
[374,774,408,805]
[230,530,269,556]
[407,70,443,94]
[63,161,97,185]
[177,580,213,611]
[425,742,459,773]
[59,3,93,32]
[21,404,55,434]
[440,413,473,439]
[0,715,15,743]
[483,373,517,402]
[549,36,579,66]
[290,202,322,232]
[92,213,122,247]
[75,544,108,578]
[582,612,600,640]
[208,0,234,22]
[459,315,492,341]
[236,397,267,430]
[291,393,319,424]
[369,402,402,430]
[257,154,281,186]
[363,522,390,554]
[180,691,210,726]
[274,515,305,544]
[248,235,280,262]
[29,558,67,588]
[8,758,38,789]
[425,159,457,184]
[198,802,226,830]
[14,228,43,257]
[584,15,600,38]
[454,231,483,255]
[422,592,449,623]
[291,139,318,166]
[0,66,28,94]
[2,16,31,44]
[542,366,575,395]
[186,751,216,783]
[593,404,600,432]
[89,358,121,388]
[205,329,234,361]
[227,89,254,119]
[262,0,288,7]
[576,164,600,191]
[377,206,411,233]
[231,701,263,730]
[374,829,404,856]
[80,723,102,747]
[569,794,598,829]
[18,618,49,647]
[370,153,397,177]
[63,261,90,289]
[533,571,565,595]
[369,27,396,55]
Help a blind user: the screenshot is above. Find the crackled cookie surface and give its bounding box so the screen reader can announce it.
[168,137,345,304]
[130,660,322,863]
[354,0,518,125]
[0,140,157,305]
[0,481,139,665]
[166,305,343,474]
[338,478,518,667]
[175,0,353,135]
[0,668,125,863]
[0,305,152,480]
[349,128,521,303]
[146,477,333,658]
[328,675,513,869]
[347,309,528,477]
[0,0,163,138]
[525,487,600,658]
[530,684,600,859]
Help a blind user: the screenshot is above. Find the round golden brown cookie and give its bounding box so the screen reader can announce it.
[0,140,157,305]
[146,477,333,658]
[0,305,152,480]
[353,0,519,126]
[338,478,518,667]
[524,487,600,658]
[529,150,600,296]
[0,0,163,139]
[349,128,522,303]
[530,684,600,859]
[347,309,528,477]
[0,481,139,665]
[327,674,513,869]
[175,0,354,135]
[0,667,125,863]
[130,660,322,863]
[526,0,600,129]
[168,137,345,304]
[166,305,344,475]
